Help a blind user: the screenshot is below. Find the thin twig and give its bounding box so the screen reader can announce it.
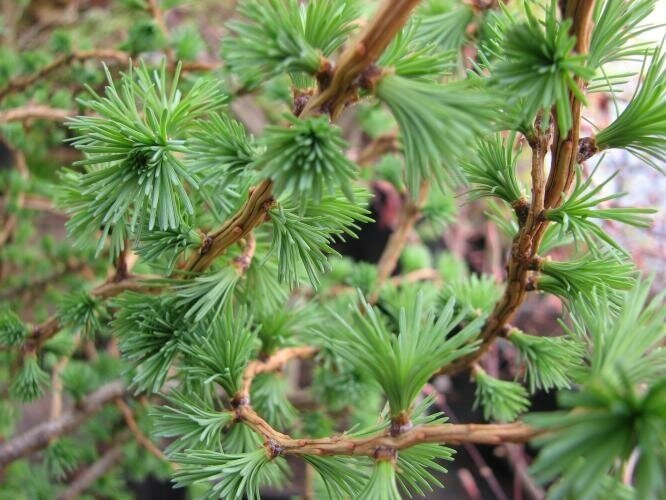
[115,397,172,466]
[232,231,257,275]
[369,182,430,303]
[0,149,28,248]
[23,275,159,352]
[237,404,540,457]
[0,49,217,102]
[0,380,126,468]
[146,0,174,63]
[238,346,318,403]
[301,0,421,118]
[0,50,128,101]
[439,1,596,376]
[0,105,71,123]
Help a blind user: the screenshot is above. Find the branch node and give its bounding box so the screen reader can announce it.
[373,446,397,462]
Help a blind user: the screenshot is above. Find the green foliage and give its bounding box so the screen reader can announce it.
[565,279,665,384]
[254,302,315,354]
[303,455,368,499]
[134,225,202,272]
[528,379,666,500]
[595,49,666,170]
[171,24,205,61]
[375,74,496,195]
[441,274,503,317]
[378,19,451,80]
[152,391,233,454]
[175,266,240,322]
[473,367,530,422]
[188,114,256,177]
[3,1,665,498]
[260,115,357,205]
[58,291,108,337]
[300,0,359,55]
[121,20,166,55]
[172,448,289,499]
[268,189,371,288]
[223,0,355,86]
[399,244,433,272]
[545,167,656,253]
[538,254,635,309]
[0,309,27,347]
[62,62,224,254]
[358,459,402,500]
[416,4,474,54]
[251,373,297,429]
[60,361,99,401]
[508,330,584,393]
[396,443,454,497]
[44,438,81,480]
[180,308,256,397]
[491,1,594,134]
[10,354,49,402]
[461,133,524,204]
[330,291,483,417]
[113,293,189,393]
[588,0,656,69]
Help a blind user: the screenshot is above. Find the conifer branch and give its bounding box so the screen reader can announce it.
[0,50,128,102]
[441,2,597,376]
[0,105,71,123]
[301,0,421,118]
[0,149,28,249]
[544,0,597,209]
[184,179,276,273]
[185,0,418,273]
[0,49,217,102]
[115,397,171,466]
[370,182,430,303]
[238,346,319,403]
[236,404,540,456]
[0,380,126,468]
[23,275,157,352]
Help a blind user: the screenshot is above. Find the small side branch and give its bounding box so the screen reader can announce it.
[0,50,128,102]
[115,398,170,466]
[238,346,319,403]
[0,380,126,468]
[370,182,430,303]
[302,0,421,118]
[237,405,540,457]
[0,105,71,123]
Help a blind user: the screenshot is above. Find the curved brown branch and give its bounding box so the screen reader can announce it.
[0,49,218,102]
[369,182,430,303]
[115,397,172,466]
[238,346,319,403]
[302,0,421,118]
[237,404,540,457]
[0,105,71,123]
[185,179,275,273]
[0,380,126,468]
[0,50,128,102]
[24,275,159,352]
[543,0,596,209]
[439,2,596,375]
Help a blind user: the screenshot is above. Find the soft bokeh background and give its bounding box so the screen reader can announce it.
[0,1,663,498]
